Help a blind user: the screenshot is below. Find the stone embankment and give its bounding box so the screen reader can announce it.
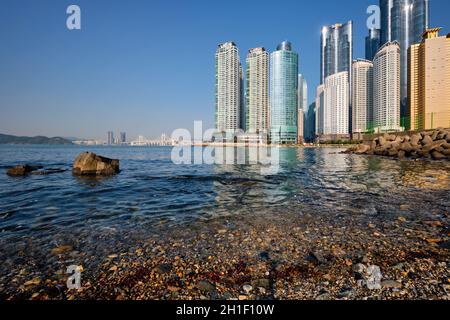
[345,128,450,160]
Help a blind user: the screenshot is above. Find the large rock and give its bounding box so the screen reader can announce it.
[355,144,370,154]
[431,151,446,160]
[410,134,421,146]
[7,165,43,177]
[422,135,433,146]
[72,152,120,176]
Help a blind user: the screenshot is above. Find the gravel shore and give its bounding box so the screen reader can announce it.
[2,199,448,300]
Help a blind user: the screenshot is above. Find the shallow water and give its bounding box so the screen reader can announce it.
[0,145,449,278]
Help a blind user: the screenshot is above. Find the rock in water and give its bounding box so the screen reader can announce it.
[7,165,43,176]
[72,152,120,176]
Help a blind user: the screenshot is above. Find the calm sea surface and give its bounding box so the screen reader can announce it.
[0,145,449,273]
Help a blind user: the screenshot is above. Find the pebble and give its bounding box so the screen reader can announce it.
[24,277,41,286]
[196,280,216,293]
[381,280,402,289]
[242,285,253,294]
[51,245,73,255]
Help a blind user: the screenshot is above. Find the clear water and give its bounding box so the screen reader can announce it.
[0,145,449,275]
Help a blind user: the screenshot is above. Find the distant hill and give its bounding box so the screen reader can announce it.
[0,133,73,145]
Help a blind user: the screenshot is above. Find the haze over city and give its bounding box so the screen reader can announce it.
[0,0,449,140]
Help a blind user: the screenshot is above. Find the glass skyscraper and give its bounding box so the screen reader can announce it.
[365,28,381,61]
[320,21,353,84]
[379,0,429,125]
[319,21,353,136]
[270,41,299,144]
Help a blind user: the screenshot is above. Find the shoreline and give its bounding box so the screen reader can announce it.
[1,198,448,300]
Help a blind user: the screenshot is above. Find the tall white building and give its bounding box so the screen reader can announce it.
[323,71,350,137]
[298,74,308,143]
[352,59,374,134]
[373,41,403,133]
[246,48,269,134]
[315,85,325,137]
[215,42,242,134]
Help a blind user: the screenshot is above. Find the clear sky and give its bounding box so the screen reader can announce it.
[1,0,449,140]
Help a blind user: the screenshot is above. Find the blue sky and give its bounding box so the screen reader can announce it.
[0,0,449,140]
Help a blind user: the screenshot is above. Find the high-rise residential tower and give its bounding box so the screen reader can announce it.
[379,0,429,124]
[315,85,325,137]
[297,74,308,143]
[215,42,242,134]
[373,42,403,133]
[320,21,353,84]
[245,48,269,134]
[408,28,450,130]
[352,60,374,135]
[270,41,299,144]
[366,28,381,61]
[107,131,114,145]
[120,132,126,144]
[323,72,350,139]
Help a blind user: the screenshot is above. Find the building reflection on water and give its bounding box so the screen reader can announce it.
[209,147,450,219]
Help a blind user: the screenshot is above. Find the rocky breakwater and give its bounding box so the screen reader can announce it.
[345,128,450,160]
[72,152,120,176]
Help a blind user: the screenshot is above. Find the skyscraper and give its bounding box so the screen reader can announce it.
[297,74,308,143]
[215,42,242,134]
[319,21,353,137]
[120,132,126,144]
[323,72,350,139]
[246,48,269,134]
[304,102,316,143]
[373,42,403,133]
[408,28,450,130]
[298,74,308,111]
[379,0,429,124]
[320,21,353,84]
[239,63,245,131]
[352,60,374,135]
[365,28,381,61]
[315,85,325,137]
[107,131,114,145]
[270,41,299,145]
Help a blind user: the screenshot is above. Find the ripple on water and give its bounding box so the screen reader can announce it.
[0,146,449,260]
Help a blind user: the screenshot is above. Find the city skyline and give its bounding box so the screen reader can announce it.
[1,0,449,140]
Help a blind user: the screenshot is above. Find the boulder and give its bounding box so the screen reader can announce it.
[355,144,370,154]
[422,135,433,146]
[400,142,413,153]
[431,151,446,160]
[7,165,43,177]
[431,130,439,141]
[388,149,399,157]
[384,133,396,142]
[410,134,421,146]
[72,152,120,176]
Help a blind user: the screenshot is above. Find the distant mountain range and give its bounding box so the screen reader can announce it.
[0,133,73,145]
